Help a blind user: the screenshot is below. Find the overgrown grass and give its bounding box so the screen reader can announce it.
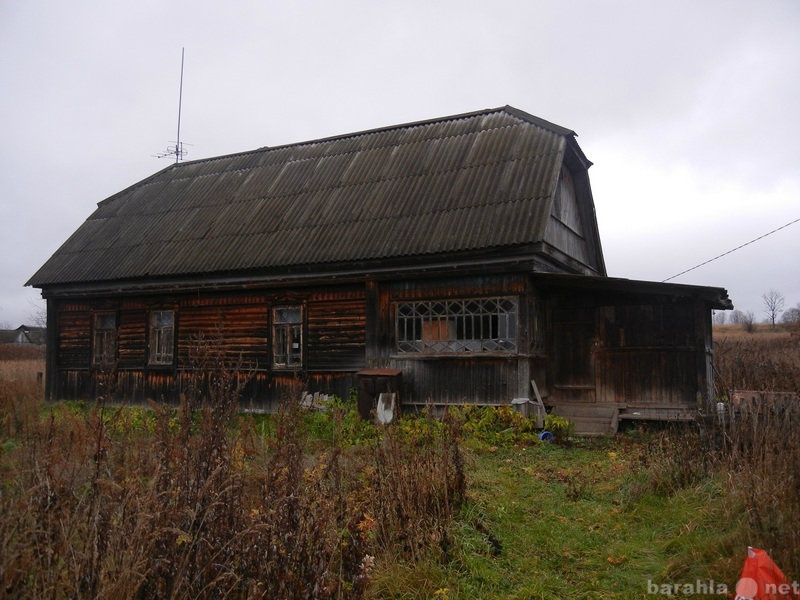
[1,332,798,598]
[713,325,800,395]
[0,348,464,598]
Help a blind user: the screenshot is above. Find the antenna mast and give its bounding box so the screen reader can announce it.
[155,47,188,162]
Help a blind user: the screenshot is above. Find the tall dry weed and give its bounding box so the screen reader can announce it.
[714,333,800,396]
[1,338,466,598]
[368,410,466,563]
[720,399,800,575]
[638,334,800,576]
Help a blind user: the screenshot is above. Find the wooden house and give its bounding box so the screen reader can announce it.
[27,106,731,433]
[0,325,47,346]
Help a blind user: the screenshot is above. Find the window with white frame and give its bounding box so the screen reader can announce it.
[92,312,117,366]
[395,297,518,354]
[273,306,303,368]
[148,310,175,365]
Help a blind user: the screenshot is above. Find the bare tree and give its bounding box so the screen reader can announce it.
[781,303,800,324]
[27,299,47,329]
[762,289,785,327]
[713,311,727,325]
[729,310,745,325]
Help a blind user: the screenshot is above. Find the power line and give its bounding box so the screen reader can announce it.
[662,216,800,282]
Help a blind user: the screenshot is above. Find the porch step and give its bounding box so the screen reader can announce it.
[551,404,619,436]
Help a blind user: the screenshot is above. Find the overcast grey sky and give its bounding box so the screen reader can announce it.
[2,0,798,327]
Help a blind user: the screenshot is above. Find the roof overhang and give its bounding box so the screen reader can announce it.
[33,245,551,299]
[533,272,733,310]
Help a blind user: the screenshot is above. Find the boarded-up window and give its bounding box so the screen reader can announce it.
[92,312,117,366]
[395,297,517,353]
[148,310,175,365]
[273,306,303,368]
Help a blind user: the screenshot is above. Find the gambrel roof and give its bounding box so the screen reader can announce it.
[28,106,606,290]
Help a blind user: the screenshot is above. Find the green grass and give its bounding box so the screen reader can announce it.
[374,433,744,600]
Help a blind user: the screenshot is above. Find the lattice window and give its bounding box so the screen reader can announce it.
[395,297,518,353]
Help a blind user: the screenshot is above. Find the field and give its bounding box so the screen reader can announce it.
[713,323,800,394]
[1,331,798,599]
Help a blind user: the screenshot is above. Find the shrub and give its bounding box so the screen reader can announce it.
[544,413,575,442]
[456,405,540,445]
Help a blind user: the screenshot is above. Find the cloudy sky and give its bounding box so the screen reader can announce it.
[2,0,798,327]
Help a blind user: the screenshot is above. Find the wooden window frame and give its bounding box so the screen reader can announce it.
[272,305,303,369]
[148,309,175,366]
[92,312,117,366]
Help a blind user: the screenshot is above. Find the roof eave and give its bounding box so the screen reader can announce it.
[33,245,553,298]
[534,272,733,310]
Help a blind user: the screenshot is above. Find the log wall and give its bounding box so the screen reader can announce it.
[49,285,366,407]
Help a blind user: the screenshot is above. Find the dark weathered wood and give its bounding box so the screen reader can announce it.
[307,297,365,371]
[29,108,733,431]
[56,304,91,369]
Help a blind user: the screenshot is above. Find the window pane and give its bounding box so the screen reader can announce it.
[275,307,301,324]
[95,313,115,330]
[274,327,288,365]
[152,311,174,328]
[288,324,302,364]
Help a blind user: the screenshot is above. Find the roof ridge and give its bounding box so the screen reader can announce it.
[501,106,576,137]
[252,105,574,152]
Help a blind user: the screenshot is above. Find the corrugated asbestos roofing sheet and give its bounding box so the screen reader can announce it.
[28,106,578,286]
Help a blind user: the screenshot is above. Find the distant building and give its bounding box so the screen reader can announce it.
[27,106,731,433]
[0,325,47,346]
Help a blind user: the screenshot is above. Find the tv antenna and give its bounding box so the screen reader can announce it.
[155,47,189,162]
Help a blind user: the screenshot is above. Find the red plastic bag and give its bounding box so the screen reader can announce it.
[735,547,799,599]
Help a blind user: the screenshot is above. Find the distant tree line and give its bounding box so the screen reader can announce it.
[712,289,799,331]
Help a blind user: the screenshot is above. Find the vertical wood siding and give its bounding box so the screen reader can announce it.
[552,307,596,395]
[395,357,521,405]
[596,350,696,406]
[550,296,707,411]
[595,303,699,407]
